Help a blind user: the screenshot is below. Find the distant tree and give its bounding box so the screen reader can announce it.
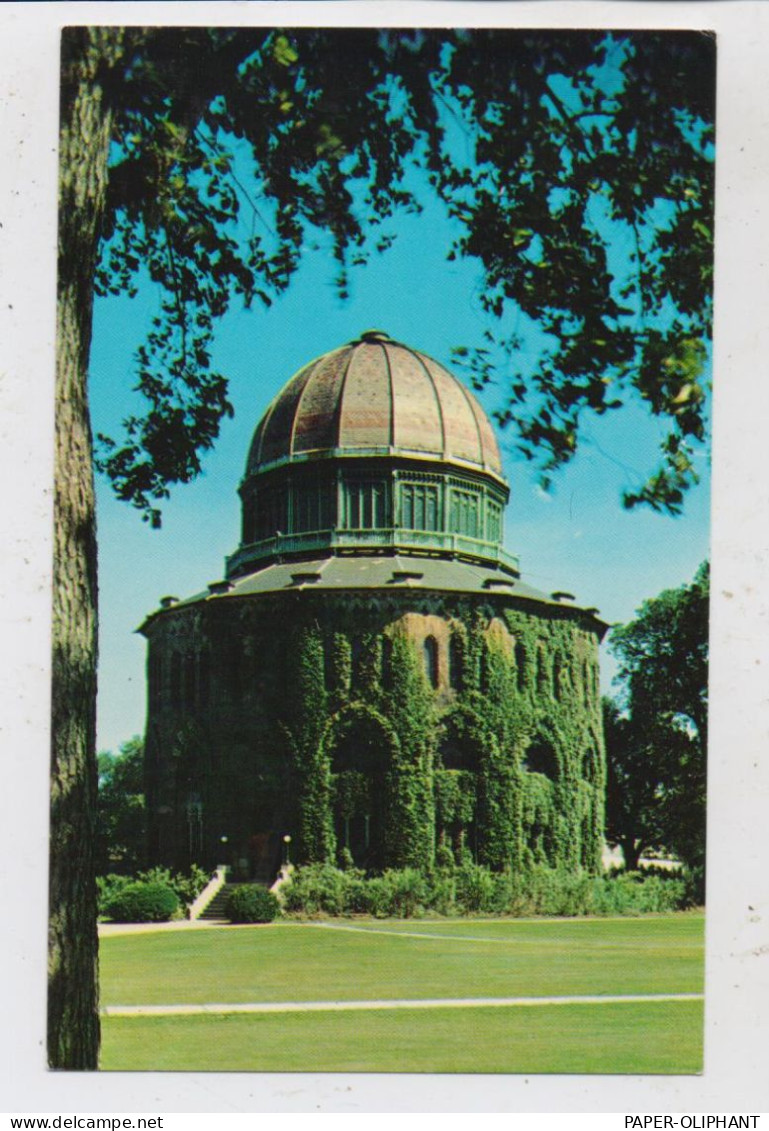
[96,736,146,875]
[606,563,709,888]
[53,27,714,1066]
[603,698,695,872]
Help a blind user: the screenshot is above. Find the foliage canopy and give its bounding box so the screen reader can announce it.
[97,735,146,874]
[86,27,714,521]
[605,562,708,885]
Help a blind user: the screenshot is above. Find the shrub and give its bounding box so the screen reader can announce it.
[455,861,496,913]
[429,871,456,915]
[97,873,133,916]
[280,861,691,920]
[522,866,594,916]
[378,868,429,918]
[282,863,350,916]
[226,885,281,923]
[137,864,210,908]
[362,876,389,917]
[103,880,179,923]
[590,870,689,915]
[434,840,456,874]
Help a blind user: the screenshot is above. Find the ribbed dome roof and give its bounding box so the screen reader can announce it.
[246,330,503,479]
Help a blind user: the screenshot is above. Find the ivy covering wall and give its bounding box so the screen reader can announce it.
[145,591,604,876]
[262,600,605,876]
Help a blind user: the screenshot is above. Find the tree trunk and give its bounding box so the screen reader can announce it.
[620,837,642,872]
[49,28,122,1070]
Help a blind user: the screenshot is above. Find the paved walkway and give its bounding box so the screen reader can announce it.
[102,992,703,1017]
[98,919,230,937]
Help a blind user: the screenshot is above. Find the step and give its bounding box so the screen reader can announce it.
[196,878,276,920]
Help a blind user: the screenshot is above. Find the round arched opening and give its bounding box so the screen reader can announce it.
[328,711,393,870]
[423,635,439,689]
[523,739,559,780]
[436,711,484,861]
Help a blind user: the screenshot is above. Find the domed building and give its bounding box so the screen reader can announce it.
[141,330,607,881]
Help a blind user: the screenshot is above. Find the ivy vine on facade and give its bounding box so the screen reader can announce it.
[140,331,607,878]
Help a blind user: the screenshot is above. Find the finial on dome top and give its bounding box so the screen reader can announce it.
[358,329,392,343]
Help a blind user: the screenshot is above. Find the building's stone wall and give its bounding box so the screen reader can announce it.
[143,588,604,877]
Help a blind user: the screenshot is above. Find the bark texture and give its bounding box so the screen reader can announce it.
[49,28,122,1070]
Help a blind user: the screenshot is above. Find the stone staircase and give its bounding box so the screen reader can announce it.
[197,883,233,921]
[191,855,287,921]
[196,873,280,921]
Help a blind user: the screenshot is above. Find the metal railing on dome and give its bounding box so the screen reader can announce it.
[225,527,520,578]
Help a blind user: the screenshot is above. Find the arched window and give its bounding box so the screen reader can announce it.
[479,646,490,693]
[329,711,393,869]
[423,635,439,689]
[536,645,549,696]
[381,636,393,690]
[350,636,364,687]
[523,740,559,780]
[227,642,242,702]
[553,655,562,701]
[148,652,162,704]
[448,635,463,691]
[515,643,527,692]
[198,652,210,709]
[170,653,182,711]
[184,656,197,709]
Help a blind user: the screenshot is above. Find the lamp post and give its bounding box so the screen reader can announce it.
[283,834,292,866]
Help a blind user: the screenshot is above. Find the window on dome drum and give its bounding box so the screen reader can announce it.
[292,481,333,533]
[345,481,388,529]
[449,488,480,539]
[254,485,288,540]
[487,500,502,543]
[242,497,256,543]
[423,635,439,689]
[400,483,439,531]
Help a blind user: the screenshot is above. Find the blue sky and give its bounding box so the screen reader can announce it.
[90,163,710,754]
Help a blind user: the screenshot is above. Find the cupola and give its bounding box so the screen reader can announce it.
[226,333,518,579]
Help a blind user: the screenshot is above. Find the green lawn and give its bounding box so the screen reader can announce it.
[99,913,704,1073]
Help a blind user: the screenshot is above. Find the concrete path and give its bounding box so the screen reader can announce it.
[102,992,703,1017]
[99,919,229,937]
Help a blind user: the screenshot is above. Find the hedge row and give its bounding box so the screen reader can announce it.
[102,880,180,923]
[281,862,691,919]
[98,865,210,922]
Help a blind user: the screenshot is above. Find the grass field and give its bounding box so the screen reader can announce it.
[99,913,704,1073]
